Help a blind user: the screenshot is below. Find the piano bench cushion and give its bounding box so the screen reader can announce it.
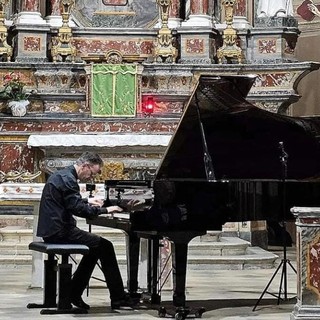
[29,241,89,255]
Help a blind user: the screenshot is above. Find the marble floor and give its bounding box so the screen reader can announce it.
[0,246,298,320]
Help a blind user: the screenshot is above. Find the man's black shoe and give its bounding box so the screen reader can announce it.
[71,297,90,310]
[111,293,138,310]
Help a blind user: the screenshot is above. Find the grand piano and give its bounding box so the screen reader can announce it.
[87,75,320,311]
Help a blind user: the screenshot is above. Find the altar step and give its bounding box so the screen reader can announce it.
[0,216,278,269]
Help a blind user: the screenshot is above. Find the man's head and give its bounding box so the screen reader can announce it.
[75,152,103,182]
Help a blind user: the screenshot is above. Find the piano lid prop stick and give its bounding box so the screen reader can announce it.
[195,92,216,182]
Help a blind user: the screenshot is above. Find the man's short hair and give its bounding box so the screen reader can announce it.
[76,152,103,166]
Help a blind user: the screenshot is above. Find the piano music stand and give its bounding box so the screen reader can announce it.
[253,142,297,311]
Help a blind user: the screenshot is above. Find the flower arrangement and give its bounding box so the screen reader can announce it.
[0,72,30,101]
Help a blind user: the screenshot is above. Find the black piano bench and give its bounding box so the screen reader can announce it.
[27,241,89,315]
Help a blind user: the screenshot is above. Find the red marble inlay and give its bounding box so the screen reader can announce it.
[186,39,204,54]
[0,120,178,135]
[258,39,276,54]
[0,142,34,172]
[0,144,34,173]
[24,36,41,52]
[301,218,320,224]
[50,0,60,15]
[235,0,246,16]
[308,239,320,297]
[22,0,39,11]
[190,0,209,15]
[72,39,154,56]
[170,0,181,17]
[255,73,292,88]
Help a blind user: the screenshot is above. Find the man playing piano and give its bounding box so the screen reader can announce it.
[36,151,136,310]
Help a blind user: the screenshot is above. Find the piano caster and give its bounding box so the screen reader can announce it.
[158,306,205,319]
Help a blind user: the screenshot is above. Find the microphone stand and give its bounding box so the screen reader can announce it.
[253,141,296,311]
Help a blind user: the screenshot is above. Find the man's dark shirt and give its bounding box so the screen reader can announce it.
[37,165,106,238]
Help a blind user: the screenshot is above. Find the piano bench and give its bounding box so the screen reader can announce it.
[27,241,89,315]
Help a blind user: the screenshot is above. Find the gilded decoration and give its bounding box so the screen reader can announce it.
[51,0,77,62]
[96,161,129,182]
[154,0,178,63]
[0,170,42,183]
[0,0,12,62]
[216,0,242,64]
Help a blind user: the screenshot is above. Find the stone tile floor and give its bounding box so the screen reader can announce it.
[0,246,297,320]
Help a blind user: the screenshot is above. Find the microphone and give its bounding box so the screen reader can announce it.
[279,141,288,161]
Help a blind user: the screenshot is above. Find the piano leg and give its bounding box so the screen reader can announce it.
[125,233,140,294]
[171,242,188,307]
[147,237,161,304]
[166,231,206,307]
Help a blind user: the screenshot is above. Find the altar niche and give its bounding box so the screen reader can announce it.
[74,0,158,28]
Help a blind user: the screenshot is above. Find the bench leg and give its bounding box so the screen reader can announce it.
[43,254,87,314]
[27,253,87,315]
[57,254,72,310]
[27,254,57,309]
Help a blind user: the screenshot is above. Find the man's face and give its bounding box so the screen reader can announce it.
[78,163,101,182]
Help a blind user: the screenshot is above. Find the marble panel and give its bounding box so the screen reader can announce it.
[141,74,196,94]
[0,120,178,134]
[72,38,154,56]
[254,72,295,89]
[291,207,320,319]
[0,143,34,173]
[258,38,277,54]
[43,100,87,113]
[186,39,205,54]
[15,29,49,61]
[23,36,41,52]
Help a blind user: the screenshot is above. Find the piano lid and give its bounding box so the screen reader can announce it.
[156,75,320,181]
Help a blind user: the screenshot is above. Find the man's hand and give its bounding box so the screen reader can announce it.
[125,199,146,211]
[88,197,104,207]
[107,205,124,213]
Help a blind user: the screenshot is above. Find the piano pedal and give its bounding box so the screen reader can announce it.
[158,306,205,319]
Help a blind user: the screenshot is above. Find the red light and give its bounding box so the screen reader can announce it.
[143,97,155,114]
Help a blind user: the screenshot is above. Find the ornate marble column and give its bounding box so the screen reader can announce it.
[291,207,320,320]
[45,0,62,27]
[168,0,182,28]
[182,0,212,27]
[233,0,251,29]
[15,0,46,25]
[178,0,217,63]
